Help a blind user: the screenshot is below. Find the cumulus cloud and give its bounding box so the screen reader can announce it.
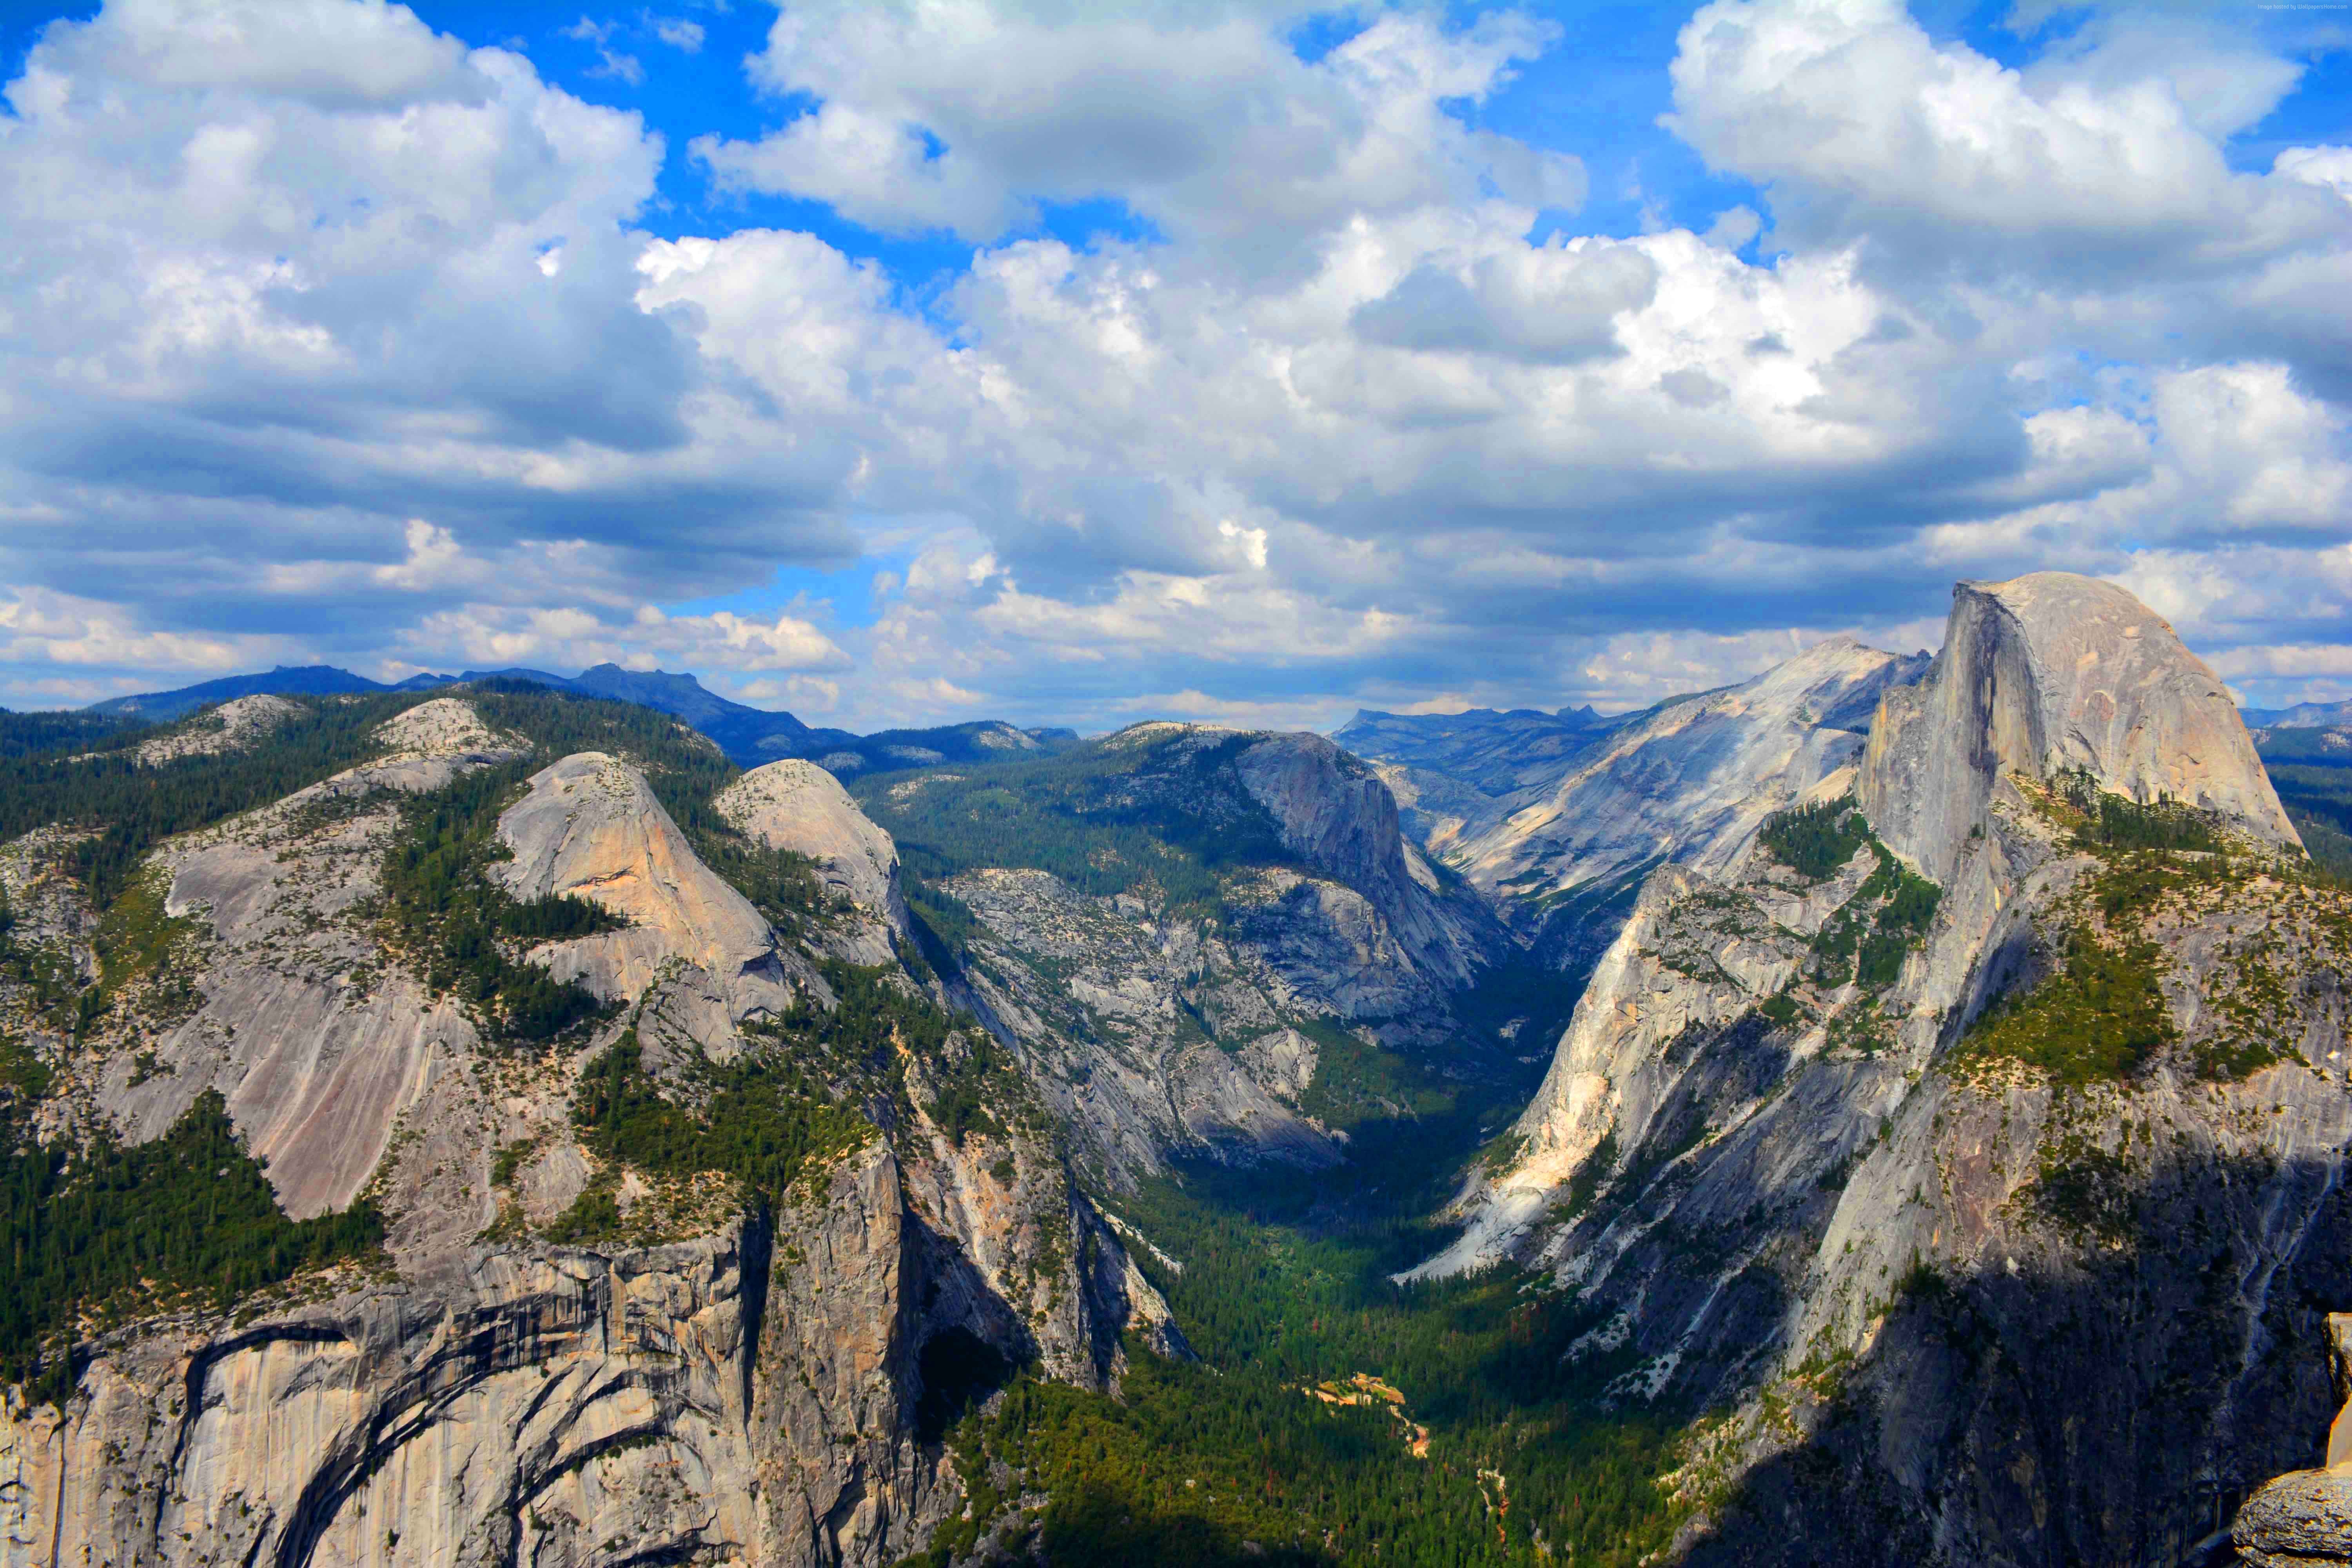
[1664,0,2346,278]
[2,0,2350,724]
[693,4,1582,263]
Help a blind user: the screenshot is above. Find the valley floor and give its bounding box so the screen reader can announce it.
[909,967,1702,1568]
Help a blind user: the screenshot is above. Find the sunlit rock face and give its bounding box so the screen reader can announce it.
[1861,572,2300,885]
[1416,573,2346,1568]
[1347,638,1929,978]
[492,751,798,1052]
[719,757,904,916]
[0,706,1169,1568]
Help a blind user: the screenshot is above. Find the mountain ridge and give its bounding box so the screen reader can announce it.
[75,661,1080,773]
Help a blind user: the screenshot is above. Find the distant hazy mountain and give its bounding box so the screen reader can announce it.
[2244,697,2352,728]
[85,665,413,722]
[80,661,1079,772]
[1330,704,1629,799]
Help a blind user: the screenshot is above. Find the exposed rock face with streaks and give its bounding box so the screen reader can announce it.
[0,695,1167,1568]
[492,751,798,1054]
[1861,572,2300,885]
[1345,639,1929,974]
[1413,574,2351,1567]
[853,724,1511,1184]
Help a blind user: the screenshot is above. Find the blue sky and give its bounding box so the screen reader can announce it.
[2,0,2350,729]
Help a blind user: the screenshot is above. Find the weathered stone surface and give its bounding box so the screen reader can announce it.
[134,693,301,766]
[1,724,1175,1567]
[0,1147,983,1568]
[1861,572,2300,884]
[718,758,902,916]
[945,868,1343,1180]
[370,696,519,761]
[1235,731,1491,991]
[493,752,796,1045]
[1433,637,1927,966]
[2234,1470,2352,1567]
[717,757,910,965]
[1414,572,2352,1567]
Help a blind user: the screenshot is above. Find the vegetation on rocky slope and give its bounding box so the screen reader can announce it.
[554,1027,870,1240]
[1957,778,2334,1084]
[849,729,1306,918]
[377,760,621,1043]
[909,961,1688,1568]
[0,1090,384,1403]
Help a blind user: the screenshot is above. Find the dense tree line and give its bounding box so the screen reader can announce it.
[0,1091,383,1403]
[377,760,621,1042]
[569,1028,868,1208]
[849,733,1306,917]
[0,711,134,759]
[1756,796,1872,880]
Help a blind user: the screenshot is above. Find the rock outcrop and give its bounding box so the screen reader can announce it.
[1416,573,2348,1566]
[719,759,903,918]
[2229,1314,2352,1567]
[1861,572,2300,884]
[1385,639,1928,971]
[0,697,1170,1568]
[494,751,797,1050]
[717,757,911,965]
[851,723,1511,1184]
[133,692,302,766]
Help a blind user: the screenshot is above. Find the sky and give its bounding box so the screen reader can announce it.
[1,0,2349,733]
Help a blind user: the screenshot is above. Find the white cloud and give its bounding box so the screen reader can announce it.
[651,16,704,53]
[694,4,1581,262]
[1665,0,2345,275]
[1,0,2349,726]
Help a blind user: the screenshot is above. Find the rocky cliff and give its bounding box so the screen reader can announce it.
[1351,640,1929,975]
[1417,574,2348,1566]
[847,723,1512,1185]
[1860,573,2300,884]
[0,692,1168,1568]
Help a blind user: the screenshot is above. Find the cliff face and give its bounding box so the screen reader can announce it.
[846,723,1512,1185]
[0,698,1167,1568]
[1861,573,2300,884]
[1365,639,1928,973]
[1418,574,2345,1566]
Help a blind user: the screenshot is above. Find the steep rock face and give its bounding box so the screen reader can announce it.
[494,752,796,1049]
[2228,1314,2352,1566]
[850,724,1510,1184]
[1862,573,2299,884]
[1420,574,2351,1566]
[0,1147,970,1568]
[718,759,902,917]
[97,715,517,1221]
[1,704,1172,1568]
[1443,639,1929,966]
[1234,732,1490,993]
[717,758,910,967]
[944,869,1343,1181]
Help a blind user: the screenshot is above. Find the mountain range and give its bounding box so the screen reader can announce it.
[80,661,1078,773]
[2,573,2350,1567]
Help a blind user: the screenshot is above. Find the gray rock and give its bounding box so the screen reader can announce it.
[493,751,797,1049]
[1416,572,2352,1566]
[1861,572,2299,884]
[2234,1470,2352,1567]
[1439,636,1929,963]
